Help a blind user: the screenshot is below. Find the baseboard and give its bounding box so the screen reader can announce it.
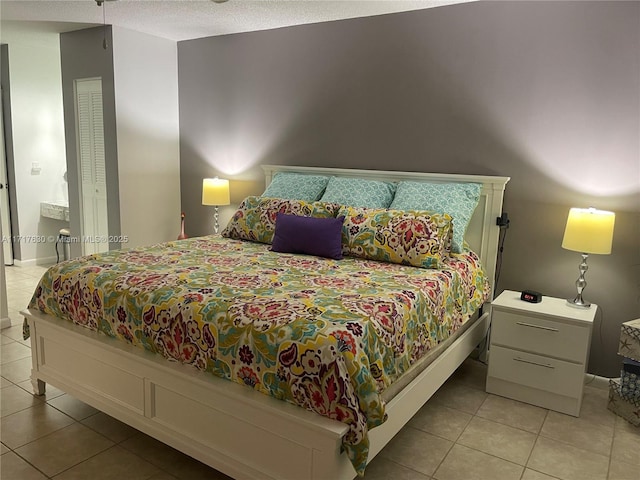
[13,256,57,268]
[584,374,611,390]
[1,315,13,329]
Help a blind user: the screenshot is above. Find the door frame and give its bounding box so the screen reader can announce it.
[0,86,14,266]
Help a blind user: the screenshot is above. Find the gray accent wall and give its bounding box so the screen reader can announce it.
[178,1,640,376]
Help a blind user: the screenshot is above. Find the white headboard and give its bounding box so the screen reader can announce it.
[262,165,510,300]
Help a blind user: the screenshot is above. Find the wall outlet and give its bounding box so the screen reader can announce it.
[31,162,42,175]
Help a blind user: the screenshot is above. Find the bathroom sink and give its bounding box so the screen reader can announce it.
[40,202,69,222]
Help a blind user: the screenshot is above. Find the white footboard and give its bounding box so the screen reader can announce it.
[24,307,490,480]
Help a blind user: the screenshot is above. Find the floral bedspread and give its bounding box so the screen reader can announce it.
[27,236,489,475]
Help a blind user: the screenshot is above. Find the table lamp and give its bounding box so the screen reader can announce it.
[561,207,615,308]
[202,177,230,234]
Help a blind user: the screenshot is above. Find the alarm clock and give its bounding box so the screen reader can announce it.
[520,290,542,303]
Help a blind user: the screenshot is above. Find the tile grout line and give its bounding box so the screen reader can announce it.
[10,416,114,478]
[520,409,552,479]
[9,445,56,480]
[3,392,174,480]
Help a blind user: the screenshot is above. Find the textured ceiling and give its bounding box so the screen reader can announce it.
[0,0,475,41]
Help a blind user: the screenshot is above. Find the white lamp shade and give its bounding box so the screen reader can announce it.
[562,207,615,255]
[202,178,230,206]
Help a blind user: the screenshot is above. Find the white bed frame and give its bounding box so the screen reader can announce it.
[23,166,509,480]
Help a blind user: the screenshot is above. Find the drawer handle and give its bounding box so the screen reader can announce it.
[515,321,559,332]
[513,357,555,369]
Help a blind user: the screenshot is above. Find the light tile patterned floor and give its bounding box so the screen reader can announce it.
[1,264,639,479]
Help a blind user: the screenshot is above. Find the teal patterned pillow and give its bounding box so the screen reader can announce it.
[390,181,482,253]
[339,206,453,269]
[222,196,340,244]
[261,173,329,201]
[320,177,396,208]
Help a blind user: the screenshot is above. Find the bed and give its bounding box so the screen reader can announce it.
[22,165,509,480]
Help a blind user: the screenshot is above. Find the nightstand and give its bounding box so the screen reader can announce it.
[486,290,596,416]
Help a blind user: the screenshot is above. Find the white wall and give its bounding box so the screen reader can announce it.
[112,27,181,248]
[0,26,68,265]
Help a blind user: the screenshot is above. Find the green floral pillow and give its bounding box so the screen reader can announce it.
[339,206,453,269]
[390,181,482,253]
[222,196,340,244]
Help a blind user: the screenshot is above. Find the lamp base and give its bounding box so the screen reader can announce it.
[567,252,591,309]
[566,297,591,309]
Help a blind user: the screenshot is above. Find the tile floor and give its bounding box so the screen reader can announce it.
[1,264,639,480]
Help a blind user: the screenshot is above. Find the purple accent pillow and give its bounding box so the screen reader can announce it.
[271,213,345,260]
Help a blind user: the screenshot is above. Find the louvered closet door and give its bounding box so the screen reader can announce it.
[75,78,109,255]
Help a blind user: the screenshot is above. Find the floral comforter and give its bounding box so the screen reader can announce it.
[28,235,489,475]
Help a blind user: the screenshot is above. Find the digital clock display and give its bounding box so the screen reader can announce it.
[520,290,542,303]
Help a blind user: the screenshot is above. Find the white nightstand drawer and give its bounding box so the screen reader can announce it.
[491,310,590,363]
[488,345,585,398]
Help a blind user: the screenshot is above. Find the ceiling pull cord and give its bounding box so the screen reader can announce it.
[102,0,108,50]
[95,0,108,49]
